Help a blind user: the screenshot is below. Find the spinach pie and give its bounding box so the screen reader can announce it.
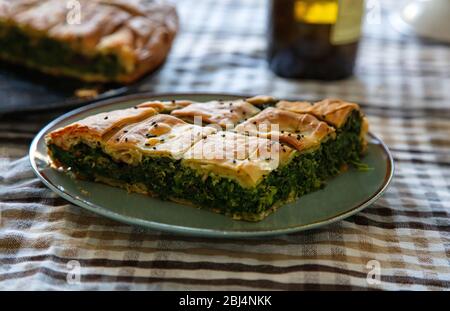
[0,0,178,83]
[46,96,369,221]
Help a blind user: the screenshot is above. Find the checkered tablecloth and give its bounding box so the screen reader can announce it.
[1,0,449,290]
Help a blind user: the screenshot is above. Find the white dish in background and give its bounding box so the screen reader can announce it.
[391,0,450,43]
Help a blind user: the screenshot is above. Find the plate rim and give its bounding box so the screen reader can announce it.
[29,92,395,238]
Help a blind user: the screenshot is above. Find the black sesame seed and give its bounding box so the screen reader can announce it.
[281,130,285,134]
[104,116,108,120]
[145,143,150,146]
[221,134,225,137]
[232,160,236,164]
[123,130,128,133]
[133,106,138,109]
[116,138,119,142]
[125,138,128,142]
[152,147,156,150]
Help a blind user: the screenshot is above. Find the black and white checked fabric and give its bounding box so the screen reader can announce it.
[0,0,449,290]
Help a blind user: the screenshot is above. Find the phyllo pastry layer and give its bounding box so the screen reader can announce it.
[46,106,158,151]
[235,107,335,152]
[171,99,260,127]
[137,100,193,113]
[277,98,369,175]
[105,114,217,163]
[0,0,178,83]
[46,96,370,221]
[277,99,368,136]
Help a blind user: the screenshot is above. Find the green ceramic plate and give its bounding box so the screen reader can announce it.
[30,93,394,238]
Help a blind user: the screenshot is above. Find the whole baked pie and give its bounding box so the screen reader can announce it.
[0,0,178,83]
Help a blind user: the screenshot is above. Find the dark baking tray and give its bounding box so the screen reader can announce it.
[0,61,156,114]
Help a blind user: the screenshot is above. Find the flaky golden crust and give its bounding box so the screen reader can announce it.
[276,98,368,151]
[245,95,277,106]
[45,106,158,150]
[0,1,41,20]
[171,100,261,127]
[0,0,178,83]
[105,113,217,163]
[235,107,335,152]
[137,100,193,112]
[276,98,361,129]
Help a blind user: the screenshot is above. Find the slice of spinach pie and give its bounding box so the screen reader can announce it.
[0,0,178,83]
[46,96,369,221]
[276,98,369,176]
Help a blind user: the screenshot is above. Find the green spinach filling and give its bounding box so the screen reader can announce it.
[48,143,323,217]
[316,110,362,178]
[48,113,362,218]
[0,23,125,78]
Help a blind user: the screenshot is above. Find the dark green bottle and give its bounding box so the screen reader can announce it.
[268,0,364,80]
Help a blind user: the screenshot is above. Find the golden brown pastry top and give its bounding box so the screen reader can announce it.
[171,99,260,128]
[46,106,158,150]
[105,114,217,163]
[276,98,361,129]
[183,131,296,187]
[234,107,335,152]
[0,0,178,74]
[245,95,277,106]
[137,100,193,112]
